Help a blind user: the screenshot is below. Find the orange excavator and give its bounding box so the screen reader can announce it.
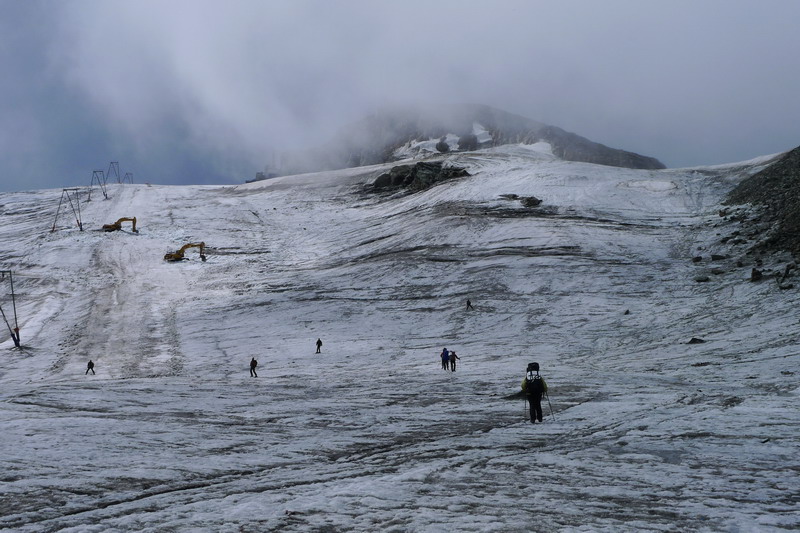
[102,217,138,233]
[164,242,207,262]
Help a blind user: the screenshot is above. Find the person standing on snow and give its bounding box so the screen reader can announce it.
[521,362,548,423]
[250,357,258,378]
[449,351,461,371]
[440,348,450,370]
[315,338,323,354]
[85,360,95,375]
[466,299,474,311]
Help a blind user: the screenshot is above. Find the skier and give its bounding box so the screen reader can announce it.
[449,351,460,371]
[250,357,258,377]
[85,360,95,375]
[466,299,474,311]
[521,362,548,424]
[316,338,322,354]
[440,348,450,370]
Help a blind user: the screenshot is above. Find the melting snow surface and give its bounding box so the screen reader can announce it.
[0,147,797,532]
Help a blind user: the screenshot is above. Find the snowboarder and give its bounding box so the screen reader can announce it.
[85,360,95,375]
[521,362,548,424]
[449,351,460,371]
[315,338,322,354]
[250,357,258,377]
[440,348,450,370]
[466,299,474,311]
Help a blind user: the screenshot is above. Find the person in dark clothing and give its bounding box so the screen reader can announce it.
[521,362,548,423]
[449,351,460,371]
[85,360,95,375]
[440,348,450,370]
[315,338,322,354]
[250,357,258,377]
[466,299,474,310]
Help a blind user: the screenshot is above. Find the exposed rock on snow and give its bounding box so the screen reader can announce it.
[372,161,469,191]
[520,196,543,207]
[727,144,800,255]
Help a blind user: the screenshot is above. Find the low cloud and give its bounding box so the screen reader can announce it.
[1,0,799,191]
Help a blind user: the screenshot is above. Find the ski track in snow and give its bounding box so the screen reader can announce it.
[0,145,798,532]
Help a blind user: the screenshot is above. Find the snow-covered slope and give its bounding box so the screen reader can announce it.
[1,145,797,532]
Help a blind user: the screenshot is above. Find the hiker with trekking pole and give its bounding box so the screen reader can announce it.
[521,362,554,424]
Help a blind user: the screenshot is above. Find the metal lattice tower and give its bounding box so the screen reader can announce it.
[107,161,120,183]
[88,170,108,201]
[51,188,84,232]
[0,270,21,348]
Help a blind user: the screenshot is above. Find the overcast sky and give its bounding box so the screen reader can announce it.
[1,0,799,192]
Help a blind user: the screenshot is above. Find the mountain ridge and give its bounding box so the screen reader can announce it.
[273,104,665,178]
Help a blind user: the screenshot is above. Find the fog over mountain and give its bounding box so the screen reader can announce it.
[1,1,799,192]
[276,104,665,177]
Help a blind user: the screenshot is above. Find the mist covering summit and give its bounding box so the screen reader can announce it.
[273,104,665,178]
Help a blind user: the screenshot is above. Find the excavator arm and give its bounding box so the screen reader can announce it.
[102,217,138,233]
[164,242,207,262]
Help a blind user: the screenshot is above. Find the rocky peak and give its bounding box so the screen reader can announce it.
[275,104,665,177]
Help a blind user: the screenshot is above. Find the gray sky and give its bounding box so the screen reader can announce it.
[1,0,799,192]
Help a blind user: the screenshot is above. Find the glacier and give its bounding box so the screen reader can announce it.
[0,143,798,532]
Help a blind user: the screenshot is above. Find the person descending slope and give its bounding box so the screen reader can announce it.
[85,360,95,375]
[440,348,450,370]
[250,357,258,378]
[521,362,548,424]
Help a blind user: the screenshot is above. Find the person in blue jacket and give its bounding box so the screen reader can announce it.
[440,348,450,370]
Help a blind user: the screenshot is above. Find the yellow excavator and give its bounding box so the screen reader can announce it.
[164,242,207,262]
[102,217,138,233]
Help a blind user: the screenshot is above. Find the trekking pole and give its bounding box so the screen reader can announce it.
[545,390,555,422]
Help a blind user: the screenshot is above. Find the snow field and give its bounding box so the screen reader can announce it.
[0,145,798,531]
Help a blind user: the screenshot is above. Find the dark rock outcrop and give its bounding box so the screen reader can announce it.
[727,145,800,255]
[373,162,469,191]
[457,133,478,151]
[520,196,543,207]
